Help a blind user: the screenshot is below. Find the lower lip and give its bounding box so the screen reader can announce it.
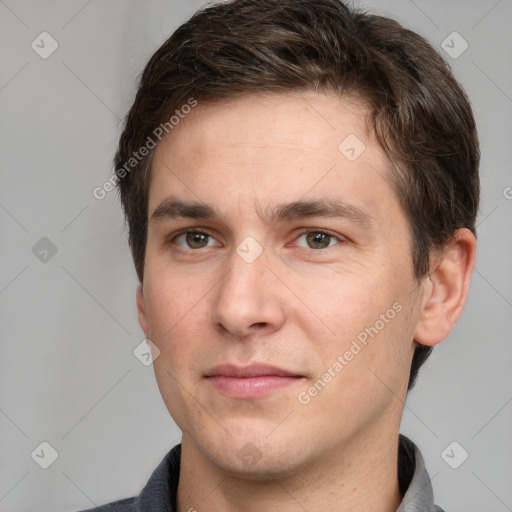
[207,375,303,398]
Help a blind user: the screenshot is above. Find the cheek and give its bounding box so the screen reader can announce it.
[142,275,204,380]
[298,303,413,439]
[152,359,206,437]
[300,263,414,387]
[143,258,205,332]
[297,269,391,343]
[146,279,211,431]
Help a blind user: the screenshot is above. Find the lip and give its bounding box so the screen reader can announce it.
[205,363,301,378]
[205,363,304,398]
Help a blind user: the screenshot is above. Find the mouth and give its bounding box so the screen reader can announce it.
[205,363,305,398]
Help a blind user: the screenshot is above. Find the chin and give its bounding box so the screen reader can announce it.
[201,431,317,481]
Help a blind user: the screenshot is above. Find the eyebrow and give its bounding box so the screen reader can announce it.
[150,196,373,228]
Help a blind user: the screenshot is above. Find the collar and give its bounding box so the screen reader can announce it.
[397,434,444,512]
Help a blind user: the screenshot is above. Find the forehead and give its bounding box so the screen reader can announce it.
[154,91,372,161]
[149,91,397,222]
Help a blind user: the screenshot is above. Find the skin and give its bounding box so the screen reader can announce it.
[135,91,476,512]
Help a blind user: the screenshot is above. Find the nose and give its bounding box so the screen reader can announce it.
[211,242,286,339]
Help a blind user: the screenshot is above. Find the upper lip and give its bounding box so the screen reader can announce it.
[205,363,301,378]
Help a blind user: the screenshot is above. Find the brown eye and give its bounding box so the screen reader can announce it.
[305,232,331,249]
[295,230,341,250]
[172,230,220,250]
[185,232,209,248]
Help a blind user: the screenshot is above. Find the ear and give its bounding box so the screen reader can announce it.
[414,228,477,346]
[136,283,149,337]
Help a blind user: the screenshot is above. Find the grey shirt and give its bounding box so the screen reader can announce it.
[78,434,445,511]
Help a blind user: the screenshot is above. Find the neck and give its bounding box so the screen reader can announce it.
[177,426,402,512]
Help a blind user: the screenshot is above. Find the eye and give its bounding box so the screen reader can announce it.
[167,228,343,252]
[293,229,343,250]
[171,229,221,250]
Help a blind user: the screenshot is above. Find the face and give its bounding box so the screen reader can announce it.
[137,91,425,478]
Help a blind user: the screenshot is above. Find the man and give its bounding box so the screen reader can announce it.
[81,0,479,510]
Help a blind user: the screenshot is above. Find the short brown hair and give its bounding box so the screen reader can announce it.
[114,0,480,390]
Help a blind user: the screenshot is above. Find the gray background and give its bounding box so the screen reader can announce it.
[0,0,511,511]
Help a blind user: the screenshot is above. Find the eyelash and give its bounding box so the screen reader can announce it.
[166,227,344,252]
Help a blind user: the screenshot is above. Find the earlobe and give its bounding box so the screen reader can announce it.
[136,283,149,337]
[413,228,477,346]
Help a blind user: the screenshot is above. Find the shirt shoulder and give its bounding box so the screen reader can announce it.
[71,444,182,512]
[76,497,137,511]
